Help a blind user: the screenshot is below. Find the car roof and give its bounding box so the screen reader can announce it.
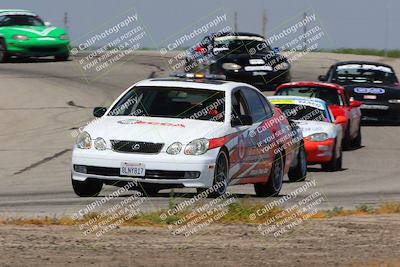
[210,32,264,39]
[332,61,394,69]
[134,78,254,92]
[0,9,34,14]
[277,81,342,91]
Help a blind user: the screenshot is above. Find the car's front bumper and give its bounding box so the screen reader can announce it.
[6,38,70,57]
[71,148,220,188]
[304,138,335,164]
[222,69,291,90]
[360,102,400,123]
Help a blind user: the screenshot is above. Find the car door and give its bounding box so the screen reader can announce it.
[239,87,277,184]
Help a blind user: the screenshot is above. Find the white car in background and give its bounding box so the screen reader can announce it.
[268,96,344,171]
[71,73,300,198]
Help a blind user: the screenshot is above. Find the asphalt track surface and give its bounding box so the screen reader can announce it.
[0,52,399,217]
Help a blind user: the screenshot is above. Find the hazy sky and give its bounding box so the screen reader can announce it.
[1,0,399,50]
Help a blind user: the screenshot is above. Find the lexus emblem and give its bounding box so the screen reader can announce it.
[131,144,140,150]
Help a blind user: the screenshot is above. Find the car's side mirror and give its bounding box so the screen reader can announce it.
[44,21,52,27]
[350,100,362,108]
[231,114,253,127]
[335,115,346,125]
[93,107,107,117]
[318,75,327,82]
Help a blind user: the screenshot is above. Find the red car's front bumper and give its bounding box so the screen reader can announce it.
[304,138,335,164]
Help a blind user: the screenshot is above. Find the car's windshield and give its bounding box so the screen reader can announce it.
[274,104,328,122]
[213,36,271,54]
[108,86,225,122]
[332,64,398,85]
[0,15,44,26]
[276,87,343,106]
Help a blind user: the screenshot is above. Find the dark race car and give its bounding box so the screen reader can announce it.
[185,32,291,91]
[319,61,400,123]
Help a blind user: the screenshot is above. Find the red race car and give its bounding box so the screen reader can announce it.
[274,81,362,149]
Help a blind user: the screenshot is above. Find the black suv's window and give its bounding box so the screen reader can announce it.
[242,88,268,122]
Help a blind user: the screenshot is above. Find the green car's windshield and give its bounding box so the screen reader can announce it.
[108,86,225,122]
[0,15,44,26]
[274,104,329,122]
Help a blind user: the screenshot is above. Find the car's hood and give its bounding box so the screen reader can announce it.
[294,120,337,138]
[84,116,227,145]
[0,25,66,38]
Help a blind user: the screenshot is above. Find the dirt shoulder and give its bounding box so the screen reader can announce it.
[1,214,399,267]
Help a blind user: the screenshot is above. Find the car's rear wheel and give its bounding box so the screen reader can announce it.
[352,125,362,148]
[321,141,342,171]
[55,54,69,61]
[342,121,352,150]
[0,40,8,63]
[288,144,307,182]
[72,177,103,197]
[254,151,284,197]
[197,149,229,198]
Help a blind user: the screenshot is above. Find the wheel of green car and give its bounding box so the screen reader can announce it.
[55,54,69,61]
[0,39,8,63]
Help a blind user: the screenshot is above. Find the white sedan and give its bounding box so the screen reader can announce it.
[71,73,300,197]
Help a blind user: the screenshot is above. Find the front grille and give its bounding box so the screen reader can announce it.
[111,140,164,154]
[29,47,59,53]
[74,165,200,179]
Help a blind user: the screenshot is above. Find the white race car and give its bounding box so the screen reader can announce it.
[71,73,300,197]
[268,96,344,171]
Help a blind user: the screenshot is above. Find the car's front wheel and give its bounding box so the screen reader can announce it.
[352,125,362,148]
[321,141,342,171]
[197,149,229,198]
[72,177,103,197]
[254,151,284,197]
[0,39,8,63]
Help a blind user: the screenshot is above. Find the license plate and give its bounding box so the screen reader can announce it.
[244,65,272,71]
[252,71,268,76]
[120,162,145,176]
[363,95,377,100]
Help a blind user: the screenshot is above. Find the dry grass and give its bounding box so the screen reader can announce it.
[1,201,399,227]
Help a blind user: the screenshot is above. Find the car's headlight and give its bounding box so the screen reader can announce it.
[94,137,106,150]
[222,63,241,70]
[184,138,209,155]
[13,35,29,41]
[274,62,290,71]
[76,131,92,149]
[166,142,183,155]
[60,34,69,40]
[307,133,328,142]
[388,99,400,104]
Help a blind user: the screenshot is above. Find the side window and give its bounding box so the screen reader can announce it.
[257,93,274,118]
[242,88,268,123]
[231,90,250,120]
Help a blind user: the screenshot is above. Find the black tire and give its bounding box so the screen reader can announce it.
[254,151,284,197]
[288,144,307,182]
[139,184,160,197]
[72,177,103,197]
[342,122,352,150]
[55,54,69,61]
[0,39,8,63]
[197,149,229,198]
[321,141,342,172]
[352,125,362,148]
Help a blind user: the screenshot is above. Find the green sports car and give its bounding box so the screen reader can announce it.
[0,9,70,62]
